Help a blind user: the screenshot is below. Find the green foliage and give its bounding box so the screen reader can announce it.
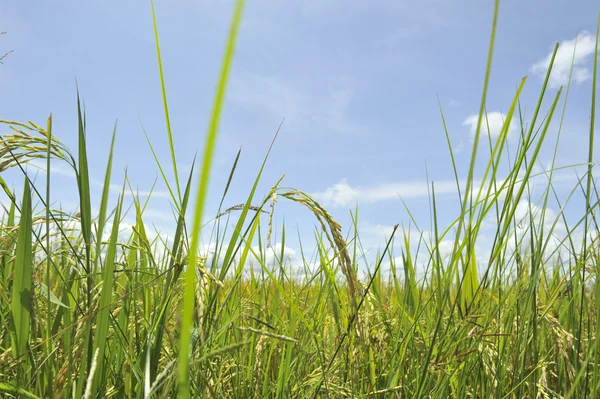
[10,177,33,380]
[0,1,599,398]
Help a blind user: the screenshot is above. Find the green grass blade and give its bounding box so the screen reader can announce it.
[94,122,117,270]
[578,13,599,393]
[44,114,53,397]
[0,382,40,399]
[76,89,92,271]
[74,87,95,398]
[150,160,195,383]
[151,0,182,202]
[178,0,245,396]
[11,177,33,381]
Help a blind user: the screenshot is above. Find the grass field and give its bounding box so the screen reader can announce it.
[1,1,600,397]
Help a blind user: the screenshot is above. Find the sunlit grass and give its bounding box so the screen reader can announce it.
[0,1,599,398]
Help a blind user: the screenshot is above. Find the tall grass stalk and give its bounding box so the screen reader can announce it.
[0,1,599,398]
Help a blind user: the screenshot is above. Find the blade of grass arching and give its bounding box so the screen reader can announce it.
[580,15,599,395]
[1,129,93,310]
[94,122,117,271]
[44,114,53,398]
[178,1,245,396]
[151,0,181,202]
[89,182,125,398]
[11,177,32,382]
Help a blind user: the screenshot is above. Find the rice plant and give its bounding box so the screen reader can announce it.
[0,0,599,397]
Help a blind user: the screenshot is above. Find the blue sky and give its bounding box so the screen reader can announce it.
[1,1,599,271]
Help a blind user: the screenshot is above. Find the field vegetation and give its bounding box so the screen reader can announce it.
[1,1,600,397]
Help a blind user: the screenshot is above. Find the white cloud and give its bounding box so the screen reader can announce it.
[463,111,516,139]
[361,222,397,239]
[530,32,597,89]
[357,221,401,250]
[314,167,579,213]
[313,178,461,207]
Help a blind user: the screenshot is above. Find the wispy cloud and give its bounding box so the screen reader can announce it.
[463,111,516,139]
[314,168,580,208]
[361,222,397,239]
[313,178,460,207]
[530,31,597,89]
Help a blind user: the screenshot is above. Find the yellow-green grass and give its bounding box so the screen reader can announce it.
[0,1,600,397]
